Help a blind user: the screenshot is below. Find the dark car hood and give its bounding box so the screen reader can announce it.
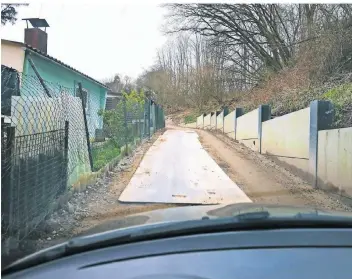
[78,202,352,236]
[4,202,352,274]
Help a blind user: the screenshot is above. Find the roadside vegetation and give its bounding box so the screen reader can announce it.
[184,113,197,124]
[93,90,145,171]
[98,90,145,146]
[136,4,352,128]
[92,140,121,171]
[322,83,352,128]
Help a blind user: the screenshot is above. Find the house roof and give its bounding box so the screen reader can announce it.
[107,91,123,97]
[1,39,109,89]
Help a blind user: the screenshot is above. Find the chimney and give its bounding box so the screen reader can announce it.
[23,18,49,54]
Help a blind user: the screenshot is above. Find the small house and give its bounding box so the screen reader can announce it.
[1,18,109,140]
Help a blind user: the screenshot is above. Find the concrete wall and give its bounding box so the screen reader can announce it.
[240,139,260,152]
[197,115,204,128]
[203,114,211,129]
[261,108,310,175]
[262,108,310,158]
[223,110,235,139]
[317,127,352,197]
[236,109,258,140]
[198,101,352,198]
[1,41,25,72]
[210,113,216,129]
[216,111,224,131]
[236,109,259,151]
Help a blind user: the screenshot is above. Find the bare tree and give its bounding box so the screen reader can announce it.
[103,74,123,93]
[139,4,352,110]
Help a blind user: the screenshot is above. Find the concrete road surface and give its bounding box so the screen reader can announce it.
[119,128,251,204]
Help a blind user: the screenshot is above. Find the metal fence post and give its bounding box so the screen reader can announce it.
[156,104,158,131]
[234,108,244,140]
[140,105,143,142]
[123,95,128,154]
[157,104,159,130]
[27,56,52,97]
[223,107,229,134]
[147,98,151,139]
[258,105,271,154]
[78,82,93,171]
[61,121,69,193]
[2,126,15,232]
[309,100,334,188]
[150,100,153,135]
[156,105,159,130]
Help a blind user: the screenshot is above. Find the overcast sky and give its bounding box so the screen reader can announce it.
[1,2,167,81]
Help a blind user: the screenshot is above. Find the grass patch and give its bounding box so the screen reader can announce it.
[323,83,352,103]
[92,140,121,171]
[322,83,352,128]
[184,114,197,124]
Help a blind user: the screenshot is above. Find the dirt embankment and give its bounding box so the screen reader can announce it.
[196,129,352,212]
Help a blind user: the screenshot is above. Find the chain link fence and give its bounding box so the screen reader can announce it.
[91,92,165,171]
[1,66,93,251]
[1,65,165,253]
[1,66,71,249]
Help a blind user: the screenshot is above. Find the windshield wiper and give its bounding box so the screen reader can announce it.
[3,211,352,274]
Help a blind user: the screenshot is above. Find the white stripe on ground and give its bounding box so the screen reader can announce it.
[119,129,251,204]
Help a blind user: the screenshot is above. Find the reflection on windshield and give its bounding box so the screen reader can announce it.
[1,3,352,267]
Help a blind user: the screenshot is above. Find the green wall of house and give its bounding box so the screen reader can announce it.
[22,50,107,138]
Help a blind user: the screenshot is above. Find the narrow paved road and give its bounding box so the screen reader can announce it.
[119,127,251,204]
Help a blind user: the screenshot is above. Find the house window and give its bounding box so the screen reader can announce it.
[76,87,89,113]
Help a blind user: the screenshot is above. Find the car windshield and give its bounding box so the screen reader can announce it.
[1,2,352,269]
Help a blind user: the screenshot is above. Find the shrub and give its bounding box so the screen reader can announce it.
[322,83,352,128]
[92,140,121,171]
[184,114,197,124]
[98,89,145,146]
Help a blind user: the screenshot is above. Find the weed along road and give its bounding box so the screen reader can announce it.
[119,128,251,204]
